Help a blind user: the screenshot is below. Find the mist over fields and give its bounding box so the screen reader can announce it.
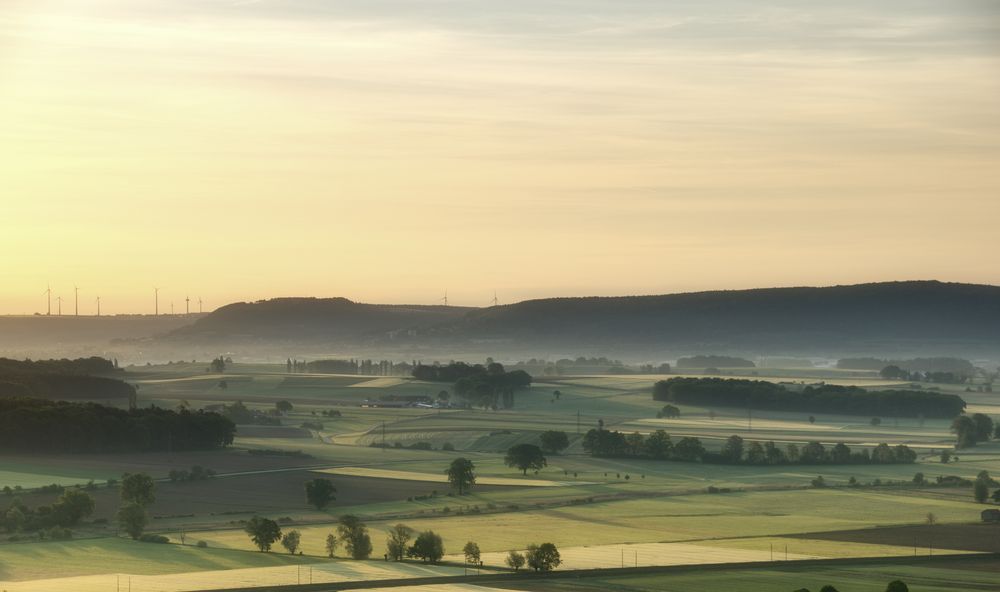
[4,280,999,363]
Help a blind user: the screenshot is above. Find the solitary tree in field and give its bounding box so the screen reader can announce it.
[386,523,413,561]
[281,530,301,554]
[463,541,481,565]
[305,478,337,510]
[505,550,526,571]
[245,516,282,552]
[120,472,156,507]
[117,502,148,540]
[525,542,561,571]
[539,430,570,454]
[407,530,444,563]
[276,400,294,414]
[505,444,547,476]
[337,514,373,559]
[445,458,476,495]
[885,580,909,592]
[658,404,680,419]
[325,533,339,557]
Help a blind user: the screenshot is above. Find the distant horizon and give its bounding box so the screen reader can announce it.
[3,277,997,317]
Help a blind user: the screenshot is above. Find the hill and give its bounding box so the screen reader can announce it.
[412,281,1000,356]
[161,282,1000,358]
[166,297,473,343]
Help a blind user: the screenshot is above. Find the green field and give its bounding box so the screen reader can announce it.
[2,362,998,591]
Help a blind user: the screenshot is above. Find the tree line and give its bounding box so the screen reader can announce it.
[582,429,917,465]
[243,512,561,570]
[0,398,235,453]
[652,378,966,418]
[0,357,118,375]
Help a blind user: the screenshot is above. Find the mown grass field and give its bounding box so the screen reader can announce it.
[500,557,1000,592]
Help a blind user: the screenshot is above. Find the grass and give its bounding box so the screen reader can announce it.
[0,537,319,581]
[505,559,1000,592]
[4,363,998,588]
[185,488,988,558]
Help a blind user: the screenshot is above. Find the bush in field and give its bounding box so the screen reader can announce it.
[338,514,372,559]
[139,533,169,544]
[974,471,992,503]
[525,542,561,571]
[506,550,526,571]
[463,541,481,564]
[325,533,338,557]
[446,458,476,495]
[245,516,282,552]
[407,530,444,563]
[281,530,301,554]
[885,581,909,592]
[305,478,337,510]
[117,502,148,540]
[539,430,570,454]
[505,444,547,475]
[386,524,413,561]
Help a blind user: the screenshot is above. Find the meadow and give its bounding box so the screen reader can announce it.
[2,362,998,591]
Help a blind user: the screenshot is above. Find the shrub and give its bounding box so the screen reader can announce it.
[139,534,170,544]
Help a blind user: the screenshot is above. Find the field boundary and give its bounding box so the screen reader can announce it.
[190,552,995,592]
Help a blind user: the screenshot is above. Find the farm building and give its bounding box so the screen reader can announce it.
[981,509,1000,523]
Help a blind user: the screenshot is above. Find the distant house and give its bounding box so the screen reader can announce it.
[982,509,1000,523]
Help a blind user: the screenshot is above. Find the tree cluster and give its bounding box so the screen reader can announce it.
[582,429,916,466]
[951,414,995,448]
[413,362,532,409]
[1,488,95,535]
[652,378,966,418]
[0,398,235,453]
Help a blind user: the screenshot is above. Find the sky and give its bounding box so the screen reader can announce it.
[1,0,998,315]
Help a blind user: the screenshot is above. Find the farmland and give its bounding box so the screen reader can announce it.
[2,362,999,591]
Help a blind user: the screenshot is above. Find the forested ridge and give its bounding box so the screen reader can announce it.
[0,357,134,401]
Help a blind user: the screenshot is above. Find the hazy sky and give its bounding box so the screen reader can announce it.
[2,1,998,314]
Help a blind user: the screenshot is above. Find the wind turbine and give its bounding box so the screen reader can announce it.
[56,295,63,316]
[154,287,160,316]
[198,297,203,314]
[96,296,101,317]
[43,285,51,316]
[440,290,449,307]
[185,295,190,315]
[74,285,79,316]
